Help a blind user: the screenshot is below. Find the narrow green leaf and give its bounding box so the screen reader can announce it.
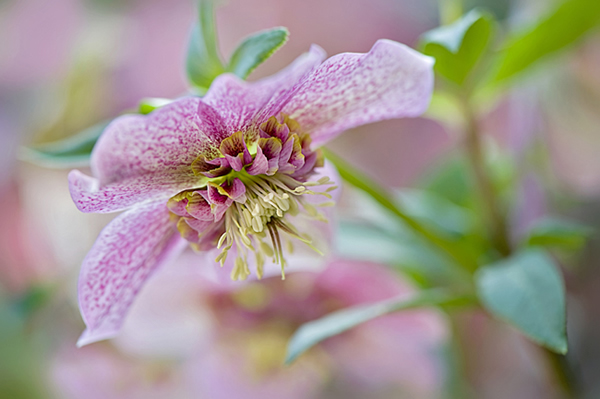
[19,121,109,168]
[494,0,600,81]
[227,27,289,79]
[138,98,173,115]
[476,250,567,353]
[285,289,465,364]
[395,190,473,237]
[525,217,593,251]
[186,0,225,92]
[420,9,493,84]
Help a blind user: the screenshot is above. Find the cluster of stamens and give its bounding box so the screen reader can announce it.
[216,174,336,281]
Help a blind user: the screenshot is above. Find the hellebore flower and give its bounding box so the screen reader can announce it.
[69,39,434,345]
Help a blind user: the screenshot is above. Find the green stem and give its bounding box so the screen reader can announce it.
[323,148,478,271]
[543,349,578,398]
[460,97,512,257]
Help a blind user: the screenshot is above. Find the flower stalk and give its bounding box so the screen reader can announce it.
[459,96,511,257]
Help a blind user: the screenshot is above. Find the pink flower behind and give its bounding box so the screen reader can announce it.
[55,258,446,399]
[68,39,434,345]
[187,259,447,399]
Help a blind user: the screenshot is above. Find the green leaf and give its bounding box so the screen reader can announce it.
[494,0,600,81]
[420,9,493,84]
[525,217,593,251]
[186,0,225,92]
[285,289,465,364]
[138,98,173,115]
[476,250,567,353]
[227,27,289,79]
[19,121,109,168]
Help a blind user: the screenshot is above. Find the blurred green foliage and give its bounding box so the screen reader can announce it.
[20,121,109,168]
[421,9,493,85]
[494,0,600,81]
[186,0,226,93]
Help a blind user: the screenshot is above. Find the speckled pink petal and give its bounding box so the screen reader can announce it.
[203,45,326,135]
[69,170,202,213]
[277,39,434,146]
[91,97,226,186]
[77,201,186,346]
[255,45,327,123]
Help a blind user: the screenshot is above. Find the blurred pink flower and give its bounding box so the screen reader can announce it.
[68,40,434,346]
[186,259,446,399]
[0,0,82,88]
[52,344,192,399]
[52,258,446,399]
[0,183,56,293]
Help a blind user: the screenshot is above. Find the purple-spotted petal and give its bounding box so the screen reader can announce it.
[203,45,326,135]
[91,97,225,186]
[76,201,186,346]
[274,39,434,146]
[254,45,327,124]
[69,170,202,214]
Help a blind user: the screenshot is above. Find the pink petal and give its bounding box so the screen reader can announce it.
[277,39,434,146]
[69,170,202,213]
[166,195,189,217]
[222,178,247,203]
[255,44,327,123]
[245,145,269,175]
[186,191,214,221]
[91,97,225,186]
[77,201,186,346]
[203,45,326,135]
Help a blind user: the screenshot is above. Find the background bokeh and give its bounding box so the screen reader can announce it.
[1,0,600,398]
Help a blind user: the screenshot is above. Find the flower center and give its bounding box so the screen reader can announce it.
[167,114,336,281]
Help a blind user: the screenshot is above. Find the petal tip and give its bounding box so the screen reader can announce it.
[76,328,117,348]
[68,170,100,213]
